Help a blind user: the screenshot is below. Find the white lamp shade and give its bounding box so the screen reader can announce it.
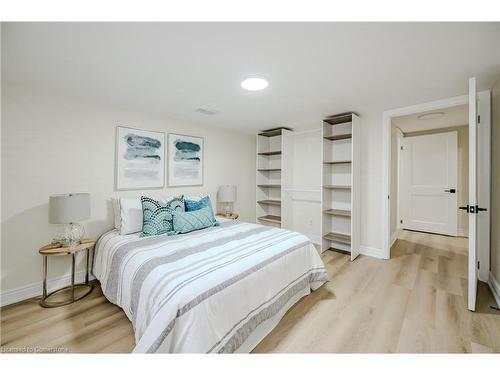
[49,193,90,224]
[217,185,236,203]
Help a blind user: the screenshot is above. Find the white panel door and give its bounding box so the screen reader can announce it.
[464,80,491,311]
[401,131,458,236]
[467,77,478,311]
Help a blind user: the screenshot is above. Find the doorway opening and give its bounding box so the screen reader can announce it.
[391,104,469,241]
[382,86,491,312]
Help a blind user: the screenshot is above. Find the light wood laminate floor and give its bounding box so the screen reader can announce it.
[1,230,499,353]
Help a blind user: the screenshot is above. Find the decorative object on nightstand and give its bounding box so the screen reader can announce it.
[49,193,90,246]
[39,239,95,308]
[217,185,236,217]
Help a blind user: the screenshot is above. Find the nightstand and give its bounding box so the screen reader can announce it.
[216,213,239,222]
[39,239,95,308]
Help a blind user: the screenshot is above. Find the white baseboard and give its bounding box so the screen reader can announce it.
[457,228,468,238]
[0,271,96,307]
[360,245,387,260]
[308,234,321,246]
[488,272,500,308]
[390,232,397,248]
[390,228,404,248]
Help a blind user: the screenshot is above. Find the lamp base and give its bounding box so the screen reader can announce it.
[222,202,234,217]
[54,222,85,247]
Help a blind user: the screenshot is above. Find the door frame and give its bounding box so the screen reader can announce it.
[381,91,491,282]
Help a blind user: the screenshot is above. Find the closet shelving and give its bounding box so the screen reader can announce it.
[256,127,293,227]
[321,113,360,260]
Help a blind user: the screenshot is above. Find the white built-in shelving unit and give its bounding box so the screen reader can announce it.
[321,113,360,260]
[256,127,293,227]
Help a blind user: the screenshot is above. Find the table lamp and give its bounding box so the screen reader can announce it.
[217,185,236,217]
[49,193,90,246]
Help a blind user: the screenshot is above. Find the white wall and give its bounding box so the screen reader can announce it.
[1,83,256,301]
[359,112,384,251]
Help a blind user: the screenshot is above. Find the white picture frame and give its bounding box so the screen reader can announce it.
[115,126,165,190]
[168,133,204,187]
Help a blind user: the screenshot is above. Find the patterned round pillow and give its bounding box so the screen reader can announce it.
[141,195,185,237]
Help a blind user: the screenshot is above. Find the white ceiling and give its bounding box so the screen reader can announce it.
[392,104,468,133]
[2,22,499,133]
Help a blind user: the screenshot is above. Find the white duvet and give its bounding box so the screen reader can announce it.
[93,221,328,353]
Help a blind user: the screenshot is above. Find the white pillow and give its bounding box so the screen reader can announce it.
[112,198,122,230]
[115,196,183,235]
[117,198,144,235]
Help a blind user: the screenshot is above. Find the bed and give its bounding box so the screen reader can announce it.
[93,220,328,353]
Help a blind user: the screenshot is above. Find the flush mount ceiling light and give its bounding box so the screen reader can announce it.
[417,111,445,120]
[241,77,268,91]
[195,108,217,116]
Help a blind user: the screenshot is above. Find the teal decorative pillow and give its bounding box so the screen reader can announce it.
[185,196,217,222]
[172,206,219,234]
[185,196,211,211]
[141,195,185,237]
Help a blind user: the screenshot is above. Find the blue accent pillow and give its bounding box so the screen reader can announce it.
[141,195,185,237]
[185,196,211,211]
[185,196,217,221]
[172,206,219,234]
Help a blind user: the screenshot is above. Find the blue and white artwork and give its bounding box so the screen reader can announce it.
[116,126,165,190]
[168,133,204,187]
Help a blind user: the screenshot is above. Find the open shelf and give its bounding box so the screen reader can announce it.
[257,184,281,188]
[257,200,281,206]
[323,160,352,165]
[258,150,282,156]
[323,113,355,125]
[258,127,292,137]
[326,247,351,255]
[323,231,351,245]
[324,134,352,141]
[257,215,281,224]
[256,128,292,229]
[323,209,351,217]
[323,184,351,189]
[321,112,359,259]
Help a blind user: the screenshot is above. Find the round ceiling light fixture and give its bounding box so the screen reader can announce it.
[417,111,445,120]
[241,77,269,91]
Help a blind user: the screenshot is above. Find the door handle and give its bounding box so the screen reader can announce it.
[458,205,487,213]
[445,189,456,193]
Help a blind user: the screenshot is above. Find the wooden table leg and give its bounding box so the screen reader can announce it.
[71,253,75,301]
[42,255,48,301]
[85,248,90,284]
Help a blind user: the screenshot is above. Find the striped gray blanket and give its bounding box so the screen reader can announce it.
[93,221,328,353]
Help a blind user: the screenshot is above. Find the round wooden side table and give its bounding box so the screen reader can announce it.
[39,239,96,308]
[216,213,239,220]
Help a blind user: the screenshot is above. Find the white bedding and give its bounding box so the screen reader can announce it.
[93,221,328,353]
